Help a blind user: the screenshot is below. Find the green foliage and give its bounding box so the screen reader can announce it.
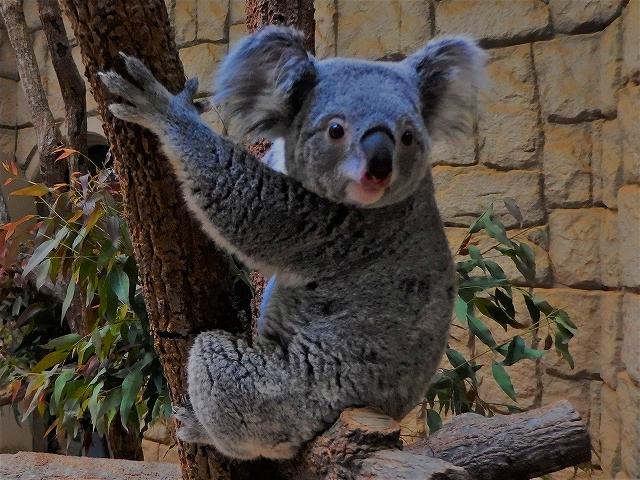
[0,152,170,448]
[422,201,577,433]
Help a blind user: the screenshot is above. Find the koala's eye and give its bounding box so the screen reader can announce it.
[328,122,345,140]
[401,130,414,146]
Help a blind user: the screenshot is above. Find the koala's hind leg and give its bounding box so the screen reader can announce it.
[181,330,316,460]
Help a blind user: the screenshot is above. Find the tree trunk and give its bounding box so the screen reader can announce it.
[59,1,261,477]
[0,0,66,186]
[37,0,87,171]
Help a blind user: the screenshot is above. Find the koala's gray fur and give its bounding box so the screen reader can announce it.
[99,26,485,460]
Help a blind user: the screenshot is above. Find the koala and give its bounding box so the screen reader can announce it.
[99,26,484,460]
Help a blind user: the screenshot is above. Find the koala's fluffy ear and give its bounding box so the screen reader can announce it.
[214,26,315,139]
[405,37,486,142]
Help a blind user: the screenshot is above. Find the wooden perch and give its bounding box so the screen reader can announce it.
[283,400,590,480]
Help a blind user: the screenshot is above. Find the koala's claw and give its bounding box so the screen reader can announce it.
[99,52,201,130]
[173,405,211,445]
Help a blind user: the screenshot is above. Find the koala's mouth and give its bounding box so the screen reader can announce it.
[345,179,389,206]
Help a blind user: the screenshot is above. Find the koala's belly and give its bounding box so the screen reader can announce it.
[259,271,454,419]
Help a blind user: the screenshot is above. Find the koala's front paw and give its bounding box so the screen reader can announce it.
[98,53,209,134]
[173,405,211,445]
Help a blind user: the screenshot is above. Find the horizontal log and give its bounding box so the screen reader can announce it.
[409,400,592,480]
[287,400,590,479]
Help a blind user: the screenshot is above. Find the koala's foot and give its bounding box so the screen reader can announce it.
[173,405,212,445]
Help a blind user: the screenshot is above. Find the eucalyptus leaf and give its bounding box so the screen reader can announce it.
[491,361,517,401]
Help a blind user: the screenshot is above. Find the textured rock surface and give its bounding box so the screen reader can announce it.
[617,372,640,477]
[433,166,543,228]
[0,452,180,480]
[548,209,618,287]
[478,44,539,169]
[617,185,640,287]
[179,42,227,94]
[335,0,431,58]
[548,0,624,34]
[0,78,16,125]
[534,32,618,122]
[543,123,593,207]
[435,0,550,46]
[592,119,623,208]
[618,85,640,184]
[621,293,640,384]
[197,0,228,41]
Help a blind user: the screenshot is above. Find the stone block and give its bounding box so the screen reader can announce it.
[621,294,640,383]
[179,43,227,94]
[313,0,338,58]
[229,23,248,49]
[534,31,620,122]
[541,375,590,425]
[548,208,618,287]
[600,293,623,388]
[538,288,606,376]
[229,0,246,25]
[141,438,159,462]
[618,85,640,184]
[143,420,173,445]
[174,0,197,44]
[622,0,640,82]
[548,0,624,34]
[430,134,476,166]
[617,185,640,287]
[0,78,16,126]
[617,372,640,477]
[435,0,549,46]
[0,28,18,80]
[599,208,619,287]
[600,383,622,477]
[543,123,592,208]
[433,166,544,228]
[197,0,228,42]
[314,0,337,58]
[592,120,623,208]
[589,381,602,461]
[157,443,180,464]
[14,127,36,169]
[336,0,431,59]
[478,44,539,170]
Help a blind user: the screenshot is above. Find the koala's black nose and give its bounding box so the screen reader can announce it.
[361,129,394,182]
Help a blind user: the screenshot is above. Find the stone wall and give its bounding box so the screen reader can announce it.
[0,1,638,477]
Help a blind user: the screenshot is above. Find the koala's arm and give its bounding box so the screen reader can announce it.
[99,55,371,276]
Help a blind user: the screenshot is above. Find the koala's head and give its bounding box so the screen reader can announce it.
[214,26,485,208]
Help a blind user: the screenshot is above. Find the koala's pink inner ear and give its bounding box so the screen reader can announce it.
[406,37,486,143]
[213,25,316,140]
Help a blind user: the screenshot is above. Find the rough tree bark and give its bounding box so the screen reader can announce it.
[0,0,66,186]
[282,401,590,479]
[60,1,259,477]
[37,0,87,168]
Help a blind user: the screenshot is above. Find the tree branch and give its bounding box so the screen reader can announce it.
[0,0,65,185]
[284,401,591,479]
[37,0,87,163]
